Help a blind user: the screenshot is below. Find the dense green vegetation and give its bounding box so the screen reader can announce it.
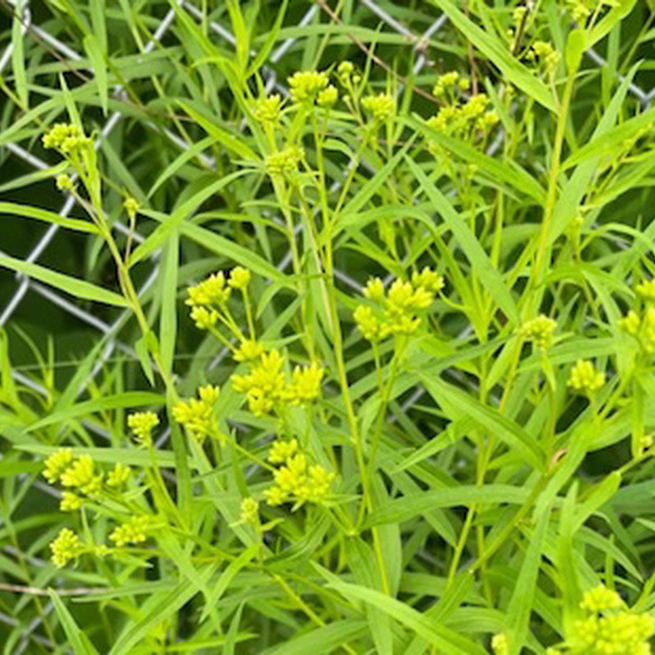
[2,0,655,652]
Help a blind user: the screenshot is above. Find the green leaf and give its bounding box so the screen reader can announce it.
[506,502,551,654]
[417,374,545,470]
[11,1,28,108]
[0,201,98,233]
[179,101,259,162]
[407,157,519,323]
[0,253,129,307]
[48,591,100,655]
[327,582,486,655]
[365,484,530,528]
[27,392,165,432]
[83,34,108,115]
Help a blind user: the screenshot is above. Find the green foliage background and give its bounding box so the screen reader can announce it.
[2,0,655,653]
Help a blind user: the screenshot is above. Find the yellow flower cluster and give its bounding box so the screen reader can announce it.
[60,454,103,496]
[568,360,605,394]
[185,268,251,331]
[110,515,150,547]
[42,123,91,154]
[43,448,74,483]
[234,339,265,362]
[427,93,498,140]
[580,586,625,612]
[231,348,324,417]
[253,94,282,124]
[56,173,74,191]
[636,278,655,302]
[288,71,329,104]
[264,445,335,507]
[491,633,509,655]
[60,491,83,512]
[619,306,655,353]
[361,93,395,122]
[240,497,259,524]
[354,270,442,341]
[229,266,251,290]
[107,462,131,488]
[520,315,557,350]
[124,197,140,221]
[43,449,132,513]
[432,71,469,98]
[268,438,299,464]
[50,528,83,568]
[127,411,159,446]
[187,272,231,308]
[266,145,304,176]
[568,586,654,654]
[173,385,220,442]
[317,86,338,107]
[528,41,559,74]
[565,0,613,24]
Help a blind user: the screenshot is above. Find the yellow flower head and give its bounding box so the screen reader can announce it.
[266,453,335,506]
[56,174,74,191]
[581,586,625,612]
[636,279,655,302]
[288,71,329,104]
[619,310,640,336]
[232,349,286,403]
[266,146,303,176]
[253,94,282,124]
[317,86,338,107]
[643,307,655,352]
[190,306,219,330]
[60,491,83,512]
[411,267,445,293]
[173,387,218,443]
[520,315,557,350]
[571,610,653,654]
[387,279,434,312]
[491,633,509,655]
[186,273,231,307]
[234,339,265,362]
[306,464,335,503]
[432,71,468,97]
[198,384,220,405]
[124,197,140,220]
[60,455,102,495]
[43,448,74,484]
[110,515,150,547]
[363,277,385,301]
[361,93,395,122]
[240,497,259,524]
[268,438,299,464]
[244,389,275,417]
[354,305,389,342]
[287,363,324,405]
[107,463,131,488]
[529,41,559,73]
[337,61,354,79]
[568,360,605,394]
[477,111,499,132]
[128,411,159,446]
[50,528,83,568]
[229,266,251,290]
[43,123,91,154]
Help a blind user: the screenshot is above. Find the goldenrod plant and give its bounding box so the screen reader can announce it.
[2,0,655,653]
